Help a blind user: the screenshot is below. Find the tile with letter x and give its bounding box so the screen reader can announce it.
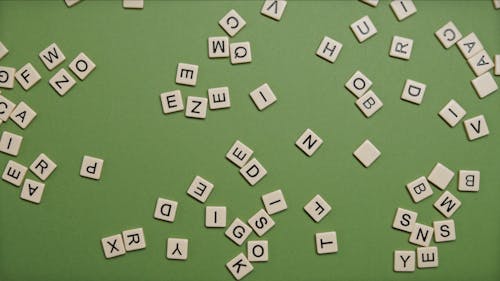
[101,234,126,259]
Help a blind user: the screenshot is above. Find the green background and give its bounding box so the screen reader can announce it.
[1,1,499,280]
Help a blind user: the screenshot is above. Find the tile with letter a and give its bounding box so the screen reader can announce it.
[153,197,178,222]
[433,190,461,218]
[457,33,483,59]
[390,0,417,21]
[438,99,466,127]
[20,178,46,204]
[0,131,23,156]
[353,139,381,168]
[261,189,287,215]
[295,128,323,157]
[463,114,489,141]
[69,52,96,80]
[316,36,343,63]
[101,234,126,259]
[122,227,146,251]
[29,153,57,181]
[355,90,383,118]
[2,160,28,187]
[304,194,331,222]
[261,0,287,21]
[249,83,276,110]
[225,218,252,246]
[394,250,415,272]
[10,101,37,129]
[219,9,246,37]
[226,253,253,280]
[49,68,76,96]
[39,42,66,70]
[15,63,41,91]
[392,207,418,233]
[350,15,377,43]
[467,50,494,76]
[471,72,497,99]
[435,21,462,49]
[0,94,16,121]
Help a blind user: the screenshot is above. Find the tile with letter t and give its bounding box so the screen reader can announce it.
[417,246,439,268]
[355,90,383,118]
[401,79,426,105]
[247,240,268,262]
[153,197,178,222]
[0,94,16,121]
[304,194,331,222]
[219,9,246,37]
[427,162,454,190]
[69,52,96,80]
[39,42,66,71]
[208,37,229,58]
[175,63,198,86]
[15,63,41,91]
[345,70,372,98]
[225,218,252,246]
[392,207,418,233]
[166,238,188,260]
[390,0,417,21]
[226,253,253,281]
[458,170,480,192]
[0,131,23,156]
[433,190,461,218]
[316,36,343,63]
[0,66,16,89]
[160,90,184,114]
[433,219,456,242]
[101,234,126,259]
[226,140,253,168]
[29,153,57,181]
[295,128,323,157]
[406,176,433,203]
[353,139,381,168]
[409,223,433,247]
[435,21,462,49]
[10,101,37,129]
[315,231,338,254]
[186,175,214,203]
[350,15,377,43]
[205,206,227,228]
[20,179,46,204]
[438,99,466,127]
[185,96,208,119]
[2,160,28,187]
[394,250,415,272]
[463,114,489,141]
[230,42,252,65]
[208,86,230,109]
[389,36,413,60]
[471,72,497,99]
[122,227,146,251]
[261,189,287,215]
[239,158,267,186]
[261,0,287,21]
[247,209,275,237]
[249,83,276,111]
[49,68,76,96]
[79,155,104,180]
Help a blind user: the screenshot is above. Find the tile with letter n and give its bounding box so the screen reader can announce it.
[295,128,323,157]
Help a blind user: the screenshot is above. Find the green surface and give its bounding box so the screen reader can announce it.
[1,1,499,280]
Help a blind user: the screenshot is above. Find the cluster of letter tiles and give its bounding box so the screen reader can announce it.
[393,162,480,271]
[0,37,101,202]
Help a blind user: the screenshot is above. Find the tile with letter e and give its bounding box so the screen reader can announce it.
[153,197,178,222]
[226,140,253,168]
[160,90,184,114]
[101,234,126,259]
[2,160,28,187]
[175,63,198,86]
[187,175,214,203]
[20,178,45,204]
[80,155,104,180]
[417,246,438,268]
[208,86,230,109]
[295,128,323,157]
[304,194,331,222]
[315,231,338,254]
